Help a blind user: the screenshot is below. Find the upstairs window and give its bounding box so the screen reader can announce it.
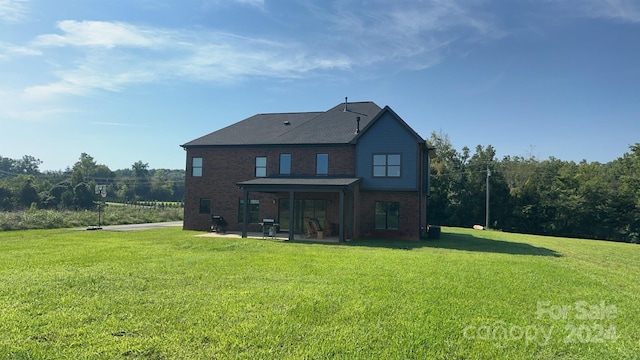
[280,153,291,175]
[192,157,203,177]
[255,156,267,177]
[373,154,401,177]
[316,153,328,175]
[375,201,399,230]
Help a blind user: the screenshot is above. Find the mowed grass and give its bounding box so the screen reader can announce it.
[0,227,638,359]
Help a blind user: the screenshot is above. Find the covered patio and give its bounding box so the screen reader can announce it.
[236,177,361,242]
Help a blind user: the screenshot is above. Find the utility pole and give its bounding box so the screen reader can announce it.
[485,164,491,229]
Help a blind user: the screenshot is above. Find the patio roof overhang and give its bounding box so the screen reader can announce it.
[236,177,361,192]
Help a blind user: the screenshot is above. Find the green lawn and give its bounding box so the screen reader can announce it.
[0,227,638,359]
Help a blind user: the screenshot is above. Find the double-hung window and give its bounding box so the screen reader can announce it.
[192,157,203,177]
[373,154,401,177]
[280,154,291,175]
[374,201,399,230]
[255,157,267,177]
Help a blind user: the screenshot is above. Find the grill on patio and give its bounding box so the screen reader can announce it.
[261,218,279,238]
[210,215,227,233]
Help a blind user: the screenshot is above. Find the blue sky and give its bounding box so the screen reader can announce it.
[1,0,639,171]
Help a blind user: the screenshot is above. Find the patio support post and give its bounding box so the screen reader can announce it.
[288,191,295,241]
[339,189,345,242]
[241,189,249,238]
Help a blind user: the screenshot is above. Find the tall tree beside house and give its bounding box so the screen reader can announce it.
[427,132,466,226]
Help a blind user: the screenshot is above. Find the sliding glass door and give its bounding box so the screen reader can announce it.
[278,199,326,233]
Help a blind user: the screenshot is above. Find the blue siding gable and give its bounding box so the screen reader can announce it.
[355,110,422,190]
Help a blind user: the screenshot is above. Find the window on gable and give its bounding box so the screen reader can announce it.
[316,153,328,175]
[238,199,260,224]
[373,154,401,177]
[192,157,203,177]
[255,156,267,177]
[280,153,291,175]
[374,201,399,230]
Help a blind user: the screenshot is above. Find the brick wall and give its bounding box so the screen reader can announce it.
[357,190,422,240]
[184,145,426,240]
[183,145,355,231]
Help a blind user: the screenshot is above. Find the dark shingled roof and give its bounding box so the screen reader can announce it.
[182,101,383,147]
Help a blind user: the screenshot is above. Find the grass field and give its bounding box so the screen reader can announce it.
[0,227,638,359]
[0,206,183,231]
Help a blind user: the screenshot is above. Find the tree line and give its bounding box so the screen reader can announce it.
[428,132,640,243]
[0,153,184,211]
[2,142,639,243]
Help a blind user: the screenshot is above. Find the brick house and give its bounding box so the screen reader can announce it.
[181,99,435,241]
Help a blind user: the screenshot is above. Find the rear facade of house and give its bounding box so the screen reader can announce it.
[181,100,435,241]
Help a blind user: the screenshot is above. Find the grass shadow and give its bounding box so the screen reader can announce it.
[422,231,562,257]
[313,231,562,257]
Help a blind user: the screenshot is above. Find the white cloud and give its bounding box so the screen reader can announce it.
[0,0,28,24]
[32,20,168,49]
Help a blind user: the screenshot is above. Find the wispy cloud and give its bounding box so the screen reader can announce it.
[0,89,77,121]
[21,20,353,99]
[320,0,503,70]
[0,42,41,60]
[0,0,29,24]
[559,0,640,23]
[32,20,169,49]
[4,0,504,119]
